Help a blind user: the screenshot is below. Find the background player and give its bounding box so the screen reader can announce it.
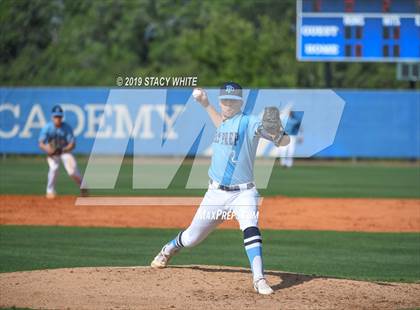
[279,107,303,168]
[151,83,290,295]
[38,105,86,199]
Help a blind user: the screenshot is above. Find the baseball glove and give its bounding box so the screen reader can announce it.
[262,106,283,135]
[49,141,63,155]
[262,106,285,147]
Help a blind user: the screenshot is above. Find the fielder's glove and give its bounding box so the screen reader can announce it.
[52,147,63,155]
[49,141,63,155]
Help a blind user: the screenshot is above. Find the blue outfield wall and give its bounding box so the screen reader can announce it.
[0,88,418,158]
[317,91,419,158]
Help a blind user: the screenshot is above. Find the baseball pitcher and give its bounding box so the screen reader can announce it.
[38,105,87,198]
[151,82,289,295]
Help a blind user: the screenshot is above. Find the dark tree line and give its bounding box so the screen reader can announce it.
[0,0,413,88]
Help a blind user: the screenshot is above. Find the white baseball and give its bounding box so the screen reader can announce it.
[192,89,202,99]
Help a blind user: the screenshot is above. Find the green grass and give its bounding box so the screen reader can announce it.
[0,156,419,198]
[0,225,419,282]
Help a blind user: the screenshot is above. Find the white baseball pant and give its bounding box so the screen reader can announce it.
[180,182,260,247]
[46,153,82,194]
[279,135,296,168]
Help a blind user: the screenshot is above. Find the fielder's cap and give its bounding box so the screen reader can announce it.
[219,82,242,101]
[51,105,63,117]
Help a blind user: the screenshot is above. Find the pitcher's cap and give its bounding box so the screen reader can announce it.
[219,82,242,101]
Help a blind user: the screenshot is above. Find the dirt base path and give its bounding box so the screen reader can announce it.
[1,265,419,310]
[1,195,419,232]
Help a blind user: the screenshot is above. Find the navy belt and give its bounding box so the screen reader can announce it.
[210,179,255,191]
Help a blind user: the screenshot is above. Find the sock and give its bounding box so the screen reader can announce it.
[243,226,264,282]
[163,231,184,255]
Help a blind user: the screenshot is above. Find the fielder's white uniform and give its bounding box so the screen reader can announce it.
[279,135,296,168]
[279,113,302,168]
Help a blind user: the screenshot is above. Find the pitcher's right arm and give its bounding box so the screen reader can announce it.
[193,88,223,127]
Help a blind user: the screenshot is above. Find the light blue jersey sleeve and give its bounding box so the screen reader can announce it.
[38,123,51,143]
[247,114,262,140]
[63,123,75,144]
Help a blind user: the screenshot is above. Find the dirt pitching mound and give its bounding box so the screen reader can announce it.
[1,265,419,310]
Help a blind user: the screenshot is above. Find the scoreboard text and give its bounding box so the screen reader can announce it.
[297,0,420,62]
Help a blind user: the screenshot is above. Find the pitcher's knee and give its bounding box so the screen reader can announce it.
[180,229,205,248]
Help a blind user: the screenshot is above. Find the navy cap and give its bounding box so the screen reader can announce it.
[219,82,242,101]
[51,105,63,117]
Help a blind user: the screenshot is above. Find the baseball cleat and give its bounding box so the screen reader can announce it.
[80,188,89,197]
[253,278,274,295]
[150,246,173,268]
[46,193,56,199]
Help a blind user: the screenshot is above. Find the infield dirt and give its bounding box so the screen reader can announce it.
[1,195,419,232]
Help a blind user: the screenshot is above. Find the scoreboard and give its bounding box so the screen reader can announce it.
[297,0,420,62]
